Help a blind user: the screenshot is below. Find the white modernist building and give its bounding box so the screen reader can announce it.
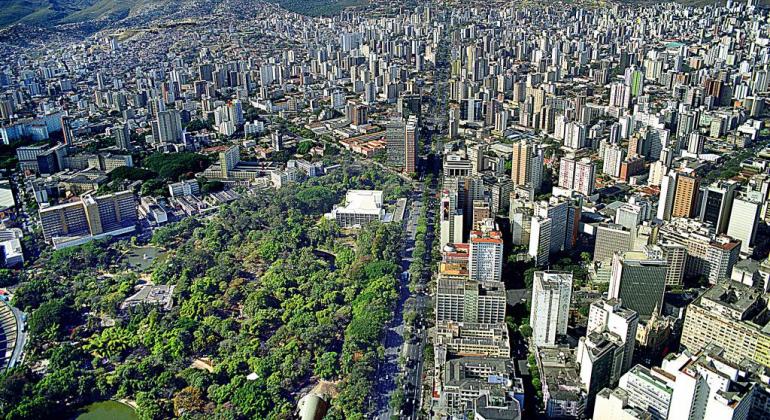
[328,190,385,228]
[530,271,574,347]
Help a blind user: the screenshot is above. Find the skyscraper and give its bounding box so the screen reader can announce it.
[471,200,491,229]
[530,271,573,347]
[439,189,464,249]
[698,180,738,234]
[603,144,625,178]
[404,115,418,174]
[219,145,240,179]
[726,194,762,254]
[385,116,406,167]
[154,109,183,143]
[656,170,678,221]
[594,224,632,264]
[61,115,75,145]
[579,298,639,412]
[559,157,595,196]
[528,216,552,266]
[511,140,532,187]
[469,230,504,283]
[113,123,132,151]
[671,173,699,218]
[609,251,667,320]
[587,298,639,373]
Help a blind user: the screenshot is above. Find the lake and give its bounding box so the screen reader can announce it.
[76,401,137,420]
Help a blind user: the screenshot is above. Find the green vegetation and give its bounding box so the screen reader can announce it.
[703,148,757,183]
[200,180,224,194]
[184,119,213,133]
[273,0,369,16]
[0,0,143,28]
[143,152,211,182]
[408,176,434,292]
[3,167,408,419]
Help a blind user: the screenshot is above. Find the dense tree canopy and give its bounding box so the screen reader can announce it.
[143,152,211,182]
[7,165,409,419]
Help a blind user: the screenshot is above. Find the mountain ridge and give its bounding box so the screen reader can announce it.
[0,0,371,29]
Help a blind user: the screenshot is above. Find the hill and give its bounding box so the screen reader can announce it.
[2,0,89,27]
[271,0,369,16]
[0,0,373,29]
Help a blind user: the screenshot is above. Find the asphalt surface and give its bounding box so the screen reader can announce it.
[371,191,424,420]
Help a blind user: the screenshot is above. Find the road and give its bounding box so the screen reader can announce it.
[371,189,425,419]
[370,7,449,418]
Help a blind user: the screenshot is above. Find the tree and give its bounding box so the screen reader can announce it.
[389,389,405,411]
[143,152,211,181]
[297,140,313,155]
[200,180,224,194]
[0,269,17,287]
[84,326,136,360]
[0,368,34,410]
[231,379,273,418]
[314,351,340,380]
[27,299,71,339]
[519,325,533,338]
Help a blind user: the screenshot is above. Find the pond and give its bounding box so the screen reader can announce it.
[75,401,137,420]
[123,245,166,273]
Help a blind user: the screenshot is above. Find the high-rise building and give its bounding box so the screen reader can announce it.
[726,195,762,254]
[469,230,504,283]
[385,117,406,167]
[616,203,647,239]
[471,200,491,229]
[154,109,183,144]
[113,123,132,151]
[587,298,639,374]
[656,171,678,221]
[603,144,625,178]
[681,280,770,368]
[609,251,667,320]
[219,145,240,179]
[347,101,368,126]
[617,365,673,420]
[564,122,587,150]
[698,180,738,234]
[39,191,138,248]
[435,277,506,324]
[594,224,633,265]
[528,216,552,266]
[440,189,464,249]
[539,197,569,254]
[404,115,418,174]
[530,271,573,347]
[595,345,770,420]
[511,140,532,187]
[657,218,741,284]
[671,173,699,218]
[577,332,628,413]
[448,103,460,139]
[657,243,687,287]
[61,115,75,145]
[559,157,596,196]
